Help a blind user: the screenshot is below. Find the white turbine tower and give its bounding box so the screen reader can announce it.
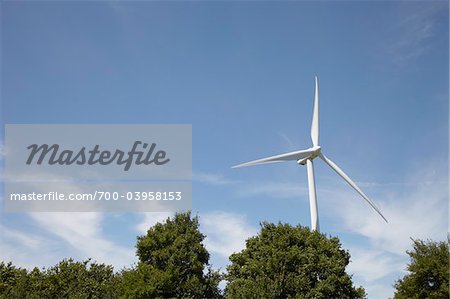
[232,76,387,232]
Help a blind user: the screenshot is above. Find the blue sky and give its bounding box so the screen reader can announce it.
[1,1,448,298]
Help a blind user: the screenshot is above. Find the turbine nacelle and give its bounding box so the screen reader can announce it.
[297,146,321,165]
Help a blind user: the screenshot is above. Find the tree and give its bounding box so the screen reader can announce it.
[0,259,117,299]
[225,222,366,299]
[394,238,449,299]
[0,262,31,298]
[43,258,117,298]
[118,212,222,298]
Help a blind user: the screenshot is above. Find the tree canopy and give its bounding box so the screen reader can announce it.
[7,213,423,298]
[226,222,366,299]
[394,238,449,299]
[118,211,221,298]
[0,259,116,298]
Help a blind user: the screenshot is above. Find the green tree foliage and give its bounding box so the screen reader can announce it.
[117,211,222,298]
[394,238,449,299]
[225,222,366,299]
[43,259,117,298]
[0,259,117,299]
[0,262,32,298]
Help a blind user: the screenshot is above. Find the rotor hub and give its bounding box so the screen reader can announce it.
[297,146,321,165]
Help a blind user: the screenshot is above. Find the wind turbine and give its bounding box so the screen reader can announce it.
[232,76,387,232]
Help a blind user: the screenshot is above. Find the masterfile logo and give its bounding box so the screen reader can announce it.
[26,141,170,171]
[5,124,191,180]
[4,124,192,212]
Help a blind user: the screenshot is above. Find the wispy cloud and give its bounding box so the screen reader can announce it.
[333,180,447,254]
[1,175,135,270]
[0,224,58,269]
[0,225,45,250]
[201,211,257,260]
[193,171,239,186]
[347,248,402,282]
[135,210,257,264]
[0,212,135,270]
[277,133,300,151]
[193,171,309,201]
[136,212,173,234]
[321,163,448,298]
[29,212,135,270]
[236,181,308,199]
[385,3,446,65]
[0,144,5,161]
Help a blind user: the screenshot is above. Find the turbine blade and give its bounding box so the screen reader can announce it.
[232,148,314,168]
[319,153,388,223]
[311,76,319,147]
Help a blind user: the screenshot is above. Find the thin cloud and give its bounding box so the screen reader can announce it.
[0,144,5,161]
[385,3,446,65]
[320,164,448,298]
[235,181,308,199]
[136,212,173,234]
[201,211,257,259]
[0,213,135,270]
[29,212,135,270]
[193,171,239,186]
[0,224,60,269]
[134,210,257,261]
[347,248,402,282]
[0,225,45,250]
[334,180,447,254]
[1,173,135,270]
[277,132,300,151]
